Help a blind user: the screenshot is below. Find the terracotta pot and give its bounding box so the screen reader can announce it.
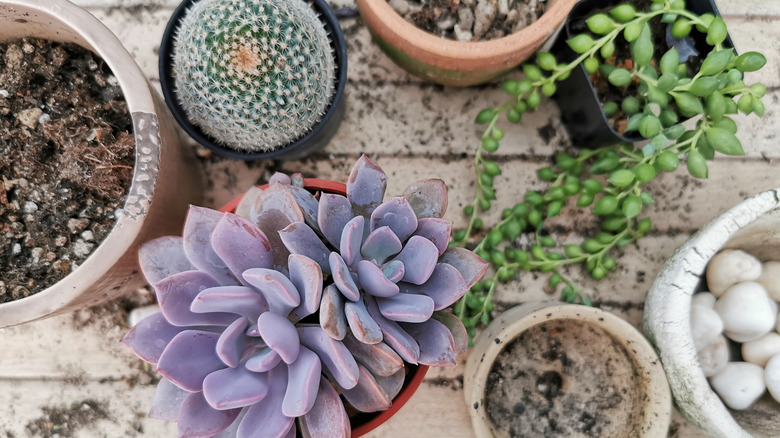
[222,180,429,437]
[357,0,578,86]
[645,189,780,437]
[0,0,201,328]
[465,302,671,437]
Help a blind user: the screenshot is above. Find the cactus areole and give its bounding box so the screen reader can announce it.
[159,0,347,160]
[122,156,488,437]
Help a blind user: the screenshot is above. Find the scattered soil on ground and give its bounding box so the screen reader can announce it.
[24,399,111,438]
[484,319,644,437]
[0,38,134,302]
[390,0,547,42]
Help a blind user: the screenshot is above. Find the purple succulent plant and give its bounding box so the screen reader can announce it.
[236,155,489,366]
[122,155,488,438]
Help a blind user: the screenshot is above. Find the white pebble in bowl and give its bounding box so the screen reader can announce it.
[692,291,717,309]
[706,249,762,297]
[758,261,780,302]
[714,281,776,343]
[691,305,723,350]
[743,332,780,367]
[764,354,780,403]
[710,362,766,410]
[697,335,730,377]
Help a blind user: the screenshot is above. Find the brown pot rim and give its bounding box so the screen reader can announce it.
[357,0,578,70]
[0,0,160,327]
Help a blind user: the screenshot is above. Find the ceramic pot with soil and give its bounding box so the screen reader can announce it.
[0,0,201,328]
[357,0,577,86]
[158,0,347,161]
[550,0,735,148]
[465,302,671,437]
[645,189,780,438]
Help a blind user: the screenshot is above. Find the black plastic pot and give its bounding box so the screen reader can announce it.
[551,0,735,149]
[159,0,347,161]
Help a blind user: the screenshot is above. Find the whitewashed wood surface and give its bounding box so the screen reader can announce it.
[1,0,779,436]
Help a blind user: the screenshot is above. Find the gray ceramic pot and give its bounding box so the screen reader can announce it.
[645,189,780,437]
[0,0,201,327]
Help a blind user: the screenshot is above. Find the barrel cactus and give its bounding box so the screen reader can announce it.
[238,155,489,366]
[172,0,336,152]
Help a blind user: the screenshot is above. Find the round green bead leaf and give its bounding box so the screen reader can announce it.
[634,163,656,183]
[656,151,680,172]
[706,17,728,46]
[700,49,733,76]
[594,196,619,215]
[672,92,704,117]
[624,21,642,42]
[735,52,767,72]
[600,40,616,59]
[523,64,542,81]
[687,149,708,178]
[659,48,680,75]
[631,23,653,67]
[622,97,640,115]
[704,127,744,156]
[475,109,496,124]
[567,34,595,54]
[671,20,692,39]
[622,196,643,218]
[584,57,599,74]
[586,13,616,34]
[608,68,633,87]
[639,115,662,138]
[608,169,635,188]
[537,52,557,71]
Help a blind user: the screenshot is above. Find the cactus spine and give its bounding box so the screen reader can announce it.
[173,0,336,152]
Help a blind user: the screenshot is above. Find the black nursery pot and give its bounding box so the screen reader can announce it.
[159,0,348,161]
[551,0,735,149]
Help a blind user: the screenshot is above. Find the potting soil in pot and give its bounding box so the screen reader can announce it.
[389,0,547,42]
[484,319,643,437]
[0,38,134,302]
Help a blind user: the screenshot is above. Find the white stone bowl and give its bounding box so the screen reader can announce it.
[644,189,780,437]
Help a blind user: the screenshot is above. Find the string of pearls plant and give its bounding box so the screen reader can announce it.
[452,0,768,338]
[172,0,336,152]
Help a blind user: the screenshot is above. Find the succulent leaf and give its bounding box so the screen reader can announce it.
[243,268,301,315]
[139,236,194,285]
[287,186,321,232]
[257,312,301,364]
[339,216,364,267]
[370,197,418,243]
[400,263,468,310]
[329,252,360,301]
[438,247,491,289]
[401,319,457,366]
[335,364,392,413]
[157,330,224,392]
[288,254,324,320]
[250,183,304,270]
[216,317,251,368]
[381,260,405,283]
[283,347,322,417]
[345,297,384,344]
[279,222,331,274]
[149,378,189,421]
[342,333,404,377]
[269,173,292,186]
[432,311,469,353]
[356,260,400,298]
[298,326,359,389]
[361,226,402,264]
[178,391,241,438]
[374,368,406,400]
[235,187,263,221]
[318,194,354,248]
[245,348,282,373]
[212,213,274,282]
[365,296,420,364]
[156,271,236,327]
[299,377,351,438]
[191,286,269,321]
[376,293,435,323]
[121,311,185,365]
[403,178,448,219]
[391,235,438,285]
[347,155,387,218]
[237,367,295,438]
[413,218,453,256]
[203,365,270,411]
[184,206,240,285]
[319,285,348,340]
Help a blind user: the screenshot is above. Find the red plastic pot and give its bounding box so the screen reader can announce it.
[220,179,430,437]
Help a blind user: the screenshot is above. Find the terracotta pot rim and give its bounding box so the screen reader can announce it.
[465,302,671,437]
[0,0,163,327]
[220,181,431,436]
[357,0,577,61]
[644,188,780,437]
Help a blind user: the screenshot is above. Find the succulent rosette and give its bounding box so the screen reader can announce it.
[236,155,489,367]
[122,207,357,438]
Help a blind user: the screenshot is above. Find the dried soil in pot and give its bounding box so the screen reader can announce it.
[0,38,133,302]
[484,318,642,437]
[390,0,548,41]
